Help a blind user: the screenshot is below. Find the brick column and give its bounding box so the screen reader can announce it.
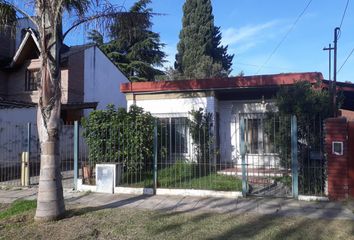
[348,122,354,198]
[324,117,349,200]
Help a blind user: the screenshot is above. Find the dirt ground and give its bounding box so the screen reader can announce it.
[0,205,353,240]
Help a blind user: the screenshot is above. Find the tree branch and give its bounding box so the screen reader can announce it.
[1,0,38,28]
[62,11,123,40]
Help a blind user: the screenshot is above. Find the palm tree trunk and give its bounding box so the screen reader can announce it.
[34,7,65,221]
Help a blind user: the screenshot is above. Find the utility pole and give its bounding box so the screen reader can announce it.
[323,43,334,116]
[323,44,333,81]
[333,27,340,117]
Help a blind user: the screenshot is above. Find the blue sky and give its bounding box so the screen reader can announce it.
[67,0,354,82]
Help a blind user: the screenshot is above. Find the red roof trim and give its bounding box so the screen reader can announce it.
[121,72,323,93]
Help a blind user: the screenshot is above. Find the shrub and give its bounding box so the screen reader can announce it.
[82,105,155,172]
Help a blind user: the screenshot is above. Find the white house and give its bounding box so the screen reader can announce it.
[120,72,345,171]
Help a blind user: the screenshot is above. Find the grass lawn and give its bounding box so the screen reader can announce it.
[121,161,242,191]
[0,200,353,240]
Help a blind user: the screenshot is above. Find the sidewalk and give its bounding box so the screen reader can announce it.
[1,187,354,220]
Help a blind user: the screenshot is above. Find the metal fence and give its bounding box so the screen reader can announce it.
[0,122,87,188]
[297,116,327,196]
[81,117,242,192]
[0,113,327,197]
[239,113,293,197]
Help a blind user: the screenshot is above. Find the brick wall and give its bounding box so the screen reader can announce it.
[325,117,349,200]
[348,122,354,197]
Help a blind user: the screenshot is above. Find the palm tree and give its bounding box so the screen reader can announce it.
[0,0,149,221]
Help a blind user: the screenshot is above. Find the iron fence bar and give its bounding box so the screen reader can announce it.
[74,121,79,190]
[153,120,158,194]
[27,122,31,185]
[291,115,299,198]
[240,115,247,197]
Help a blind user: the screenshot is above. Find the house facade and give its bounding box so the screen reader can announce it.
[0,25,128,124]
[121,72,354,168]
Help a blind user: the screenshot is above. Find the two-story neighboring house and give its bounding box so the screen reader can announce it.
[0,22,129,124]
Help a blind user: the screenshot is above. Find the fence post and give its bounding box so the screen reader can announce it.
[26,123,31,186]
[74,121,79,190]
[240,116,247,197]
[153,120,158,195]
[291,115,299,199]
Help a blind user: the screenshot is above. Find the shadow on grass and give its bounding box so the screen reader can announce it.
[65,194,153,218]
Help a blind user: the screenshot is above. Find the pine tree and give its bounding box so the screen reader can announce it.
[175,0,233,79]
[89,0,166,82]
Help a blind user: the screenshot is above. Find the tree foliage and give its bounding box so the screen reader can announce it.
[174,0,233,79]
[188,108,214,170]
[82,105,155,172]
[88,0,166,82]
[265,81,331,194]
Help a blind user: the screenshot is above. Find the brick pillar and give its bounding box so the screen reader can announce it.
[348,122,354,198]
[325,117,349,200]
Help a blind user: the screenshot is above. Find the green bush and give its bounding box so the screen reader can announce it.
[82,105,155,172]
[188,108,214,168]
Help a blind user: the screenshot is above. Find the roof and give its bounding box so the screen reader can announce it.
[121,72,324,93]
[0,100,35,109]
[9,28,40,68]
[0,100,98,110]
[61,43,95,60]
[1,28,95,70]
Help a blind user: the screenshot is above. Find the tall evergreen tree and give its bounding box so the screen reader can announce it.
[89,0,166,82]
[174,0,234,79]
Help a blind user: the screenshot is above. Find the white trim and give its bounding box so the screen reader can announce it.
[76,179,96,192]
[332,141,344,155]
[298,195,329,202]
[77,179,243,198]
[152,112,189,118]
[156,188,242,198]
[115,187,154,195]
[10,28,40,68]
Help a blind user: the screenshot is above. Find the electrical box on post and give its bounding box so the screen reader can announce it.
[332,141,343,156]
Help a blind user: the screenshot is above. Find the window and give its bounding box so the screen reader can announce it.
[171,118,188,154]
[25,69,39,91]
[244,118,274,154]
[159,117,189,156]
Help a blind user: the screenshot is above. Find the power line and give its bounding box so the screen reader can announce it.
[339,0,350,29]
[336,0,352,74]
[235,61,295,72]
[256,0,313,74]
[337,46,354,74]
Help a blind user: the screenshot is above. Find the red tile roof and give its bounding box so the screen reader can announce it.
[121,72,324,93]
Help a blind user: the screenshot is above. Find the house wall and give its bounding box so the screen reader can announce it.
[0,71,8,97]
[127,95,217,115]
[66,50,84,103]
[0,107,36,124]
[218,100,277,166]
[0,111,87,168]
[0,27,15,59]
[128,96,279,166]
[84,46,128,116]
[6,60,39,102]
[6,59,70,104]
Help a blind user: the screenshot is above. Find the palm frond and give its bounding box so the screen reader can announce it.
[0,1,17,32]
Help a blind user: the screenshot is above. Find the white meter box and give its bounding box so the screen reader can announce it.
[96,163,122,193]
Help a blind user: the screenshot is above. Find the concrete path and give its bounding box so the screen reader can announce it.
[1,187,354,221]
